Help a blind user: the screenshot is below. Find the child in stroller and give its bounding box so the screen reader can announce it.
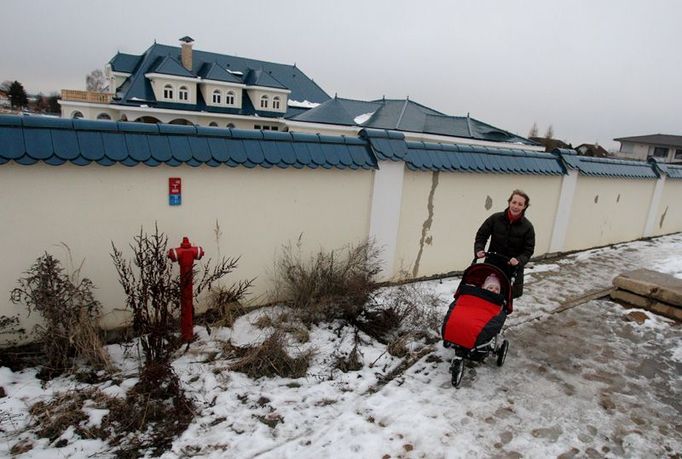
[441,252,514,387]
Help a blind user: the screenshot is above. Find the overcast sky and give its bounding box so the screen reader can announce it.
[2,0,680,149]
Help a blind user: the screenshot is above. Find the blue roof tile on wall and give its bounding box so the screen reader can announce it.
[404,140,564,175]
[0,115,377,171]
[664,165,682,179]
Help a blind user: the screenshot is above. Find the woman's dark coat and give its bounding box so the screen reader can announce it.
[474,209,535,298]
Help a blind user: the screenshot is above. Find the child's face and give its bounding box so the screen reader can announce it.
[484,284,500,294]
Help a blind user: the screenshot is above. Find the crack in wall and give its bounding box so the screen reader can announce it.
[659,205,668,228]
[412,171,439,277]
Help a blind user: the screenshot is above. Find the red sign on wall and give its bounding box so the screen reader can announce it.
[169,177,182,206]
[169,177,182,195]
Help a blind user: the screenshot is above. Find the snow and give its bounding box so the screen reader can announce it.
[353,112,375,124]
[287,100,320,109]
[1,234,681,458]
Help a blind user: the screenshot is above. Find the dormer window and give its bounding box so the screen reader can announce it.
[179,86,189,101]
[212,89,222,104]
[163,84,174,99]
[260,95,269,109]
[273,96,281,110]
[226,91,235,105]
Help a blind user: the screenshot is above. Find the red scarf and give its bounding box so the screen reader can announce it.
[507,209,522,223]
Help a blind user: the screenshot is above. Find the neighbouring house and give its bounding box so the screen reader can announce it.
[614,134,682,164]
[59,36,540,151]
[575,143,609,158]
[0,90,10,109]
[528,136,572,152]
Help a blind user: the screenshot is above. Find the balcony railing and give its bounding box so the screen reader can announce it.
[61,90,113,104]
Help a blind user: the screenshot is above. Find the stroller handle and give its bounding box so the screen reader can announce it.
[473,251,518,282]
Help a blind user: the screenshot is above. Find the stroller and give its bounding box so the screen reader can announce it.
[441,252,515,387]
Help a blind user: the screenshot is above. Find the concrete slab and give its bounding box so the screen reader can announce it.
[612,268,682,307]
[610,289,682,321]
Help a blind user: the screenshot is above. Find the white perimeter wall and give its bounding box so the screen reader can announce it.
[393,171,562,278]
[563,177,655,252]
[654,179,682,236]
[2,160,681,342]
[0,163,373,331]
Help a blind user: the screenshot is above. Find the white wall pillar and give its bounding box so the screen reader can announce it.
[369,161,405,280]
[549,169,578,253]
[643,174,666,237]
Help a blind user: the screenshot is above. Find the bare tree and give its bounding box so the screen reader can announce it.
[544,125,554,140]
[86,69,108,93]
[528,122,538,138]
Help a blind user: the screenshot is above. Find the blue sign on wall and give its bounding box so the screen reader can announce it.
[169,194,182,206]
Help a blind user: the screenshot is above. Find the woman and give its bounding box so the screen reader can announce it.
[474,190,535,298]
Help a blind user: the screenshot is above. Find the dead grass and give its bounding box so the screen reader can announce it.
[230,330,313,379]
[100,362,195,457]
[273,238,382,326]
[29,388,108,442]
[201,286,249,328]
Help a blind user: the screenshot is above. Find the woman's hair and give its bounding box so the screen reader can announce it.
[508,189,530,208]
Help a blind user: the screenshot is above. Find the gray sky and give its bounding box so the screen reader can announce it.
[2,0,680,150]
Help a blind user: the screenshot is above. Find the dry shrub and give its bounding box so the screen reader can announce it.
[10,253,111,378]
[333,330,363,372]
[354,307,403,344]
[100,362,194,457]
[230,331,313,379]
[380,281,442,339]
[201,286,248,329]
[111,226,253,365]
[274,238,382,326]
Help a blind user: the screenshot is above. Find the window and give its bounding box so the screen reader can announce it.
[212,89,221,104]
[273,96,281,109]
[675,149,682,159]
[653,147,668,158]
[254,124,261,130]
[209,122,218,127]
[225,91,235,105]
[96,113,111,120]
[271,126,278,131]
[163,84,174,99]
[260,95,269,109]
[179,86,189,101]
[227,123,235,128]
[71,111,84,119]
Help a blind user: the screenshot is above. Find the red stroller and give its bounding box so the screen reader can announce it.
[441,253,514,387]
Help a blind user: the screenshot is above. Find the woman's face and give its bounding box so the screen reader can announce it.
[508,194,528,216]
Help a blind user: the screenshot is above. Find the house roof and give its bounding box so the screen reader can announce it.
[614,134,682,148]
[108,42,330,117]
[149,55,195,78]
[293,97,533,145]
[0,115,374,170]
[197,63,243,84]
[575,143,609,157]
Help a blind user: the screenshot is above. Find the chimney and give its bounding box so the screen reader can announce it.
[179,36,194,71]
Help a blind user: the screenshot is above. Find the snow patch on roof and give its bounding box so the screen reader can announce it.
[288,99,320,109]
[354,112,375,125]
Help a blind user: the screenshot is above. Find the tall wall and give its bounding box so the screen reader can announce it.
[563,177,655,252]
[0,163,373,331]
[394,171,561,278]
[655,178,682,236]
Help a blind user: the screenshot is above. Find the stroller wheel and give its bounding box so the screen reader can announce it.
[496,340,509,367]
[451,358,464,387]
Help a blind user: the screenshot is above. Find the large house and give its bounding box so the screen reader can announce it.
[60,37,539,150]
[614,134,682,164]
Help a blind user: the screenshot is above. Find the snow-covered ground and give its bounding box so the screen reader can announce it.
[1,234,681,458]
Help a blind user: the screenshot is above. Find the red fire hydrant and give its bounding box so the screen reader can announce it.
[168,236,204,342]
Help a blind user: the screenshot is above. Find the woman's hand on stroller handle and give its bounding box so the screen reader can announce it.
[476,251,515,265]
